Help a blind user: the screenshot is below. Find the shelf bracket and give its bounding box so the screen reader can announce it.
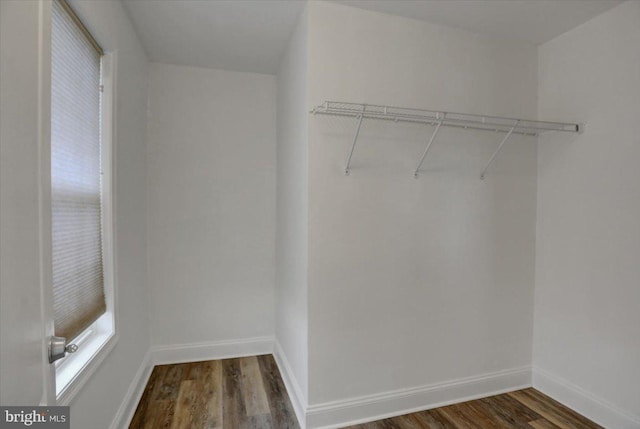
[344,112,365,176]
[413,116,445,178]
[480,120,519,180]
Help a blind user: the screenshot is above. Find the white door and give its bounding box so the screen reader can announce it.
[0,0,56,406]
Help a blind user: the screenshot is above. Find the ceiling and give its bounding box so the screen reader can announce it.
[123,0,621,75]
[123,0,306,74]
[333,0,622,45]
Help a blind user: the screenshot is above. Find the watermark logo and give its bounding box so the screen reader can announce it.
[0,407,69,428]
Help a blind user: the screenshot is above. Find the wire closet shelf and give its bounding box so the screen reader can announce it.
[310,101,582,178]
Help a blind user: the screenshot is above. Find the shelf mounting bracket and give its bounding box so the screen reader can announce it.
[413,114,445,178]
[344,110,365,176]
[480,120,519,180]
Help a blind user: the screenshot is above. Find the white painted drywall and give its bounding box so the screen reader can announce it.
[307,1,538,405]
[61,1,151,427]
[535,1,640,426]
[147,63,276,347]
[0,0,48,406]
[275,5,310,406]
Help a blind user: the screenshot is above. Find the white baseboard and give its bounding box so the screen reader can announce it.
[151,336,274,365]
[273,341,308,429]
[306,366,532,429]
[109,350,153,429]
[533,367,640,429]
[110,341,541,429]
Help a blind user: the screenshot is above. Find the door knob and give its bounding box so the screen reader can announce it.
[48,336,78,363]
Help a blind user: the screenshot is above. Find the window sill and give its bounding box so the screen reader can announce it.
[56,314,118,405]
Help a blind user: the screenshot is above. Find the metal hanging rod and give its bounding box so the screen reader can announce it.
[312,101,582,135]
[311,101,583,178]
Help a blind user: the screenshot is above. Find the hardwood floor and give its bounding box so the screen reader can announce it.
[130,355,601,429]
[129,355,299,429]
[344,389,602,429]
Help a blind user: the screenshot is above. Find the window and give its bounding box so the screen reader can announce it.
[51,0,116,402]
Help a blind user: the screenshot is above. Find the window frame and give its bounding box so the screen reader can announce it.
[53,45,119,405]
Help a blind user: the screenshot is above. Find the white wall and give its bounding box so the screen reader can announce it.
[306,0,538,418]
[275,5,310,416]
[0,1,151,427]
[147,63,276,347]
[534,1,640,427]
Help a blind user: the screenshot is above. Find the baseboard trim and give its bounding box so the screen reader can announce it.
[108,350,153,429]
[306,366,532,429]
[533,366,640,429]
[151,336,274,365]
[109,342,544,429]
[273,341,308,428]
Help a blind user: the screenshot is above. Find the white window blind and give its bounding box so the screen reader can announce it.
[51,0,105,341]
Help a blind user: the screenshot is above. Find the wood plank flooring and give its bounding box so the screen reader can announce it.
[345,388,602,429]
[130,355,601,429]
[129,355,299,429]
